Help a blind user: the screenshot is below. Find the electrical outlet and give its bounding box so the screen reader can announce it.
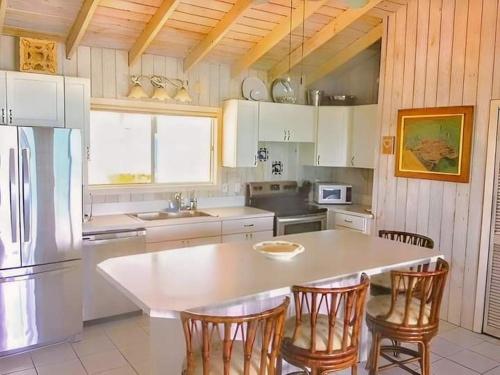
[222,183,229,193]
[234,183,241,193]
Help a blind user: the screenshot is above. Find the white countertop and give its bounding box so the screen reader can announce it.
[98,230,441,318]
[83,206,274,234]
[314,204,374,219]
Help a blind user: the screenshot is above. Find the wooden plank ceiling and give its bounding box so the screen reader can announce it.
[2,0,406,79]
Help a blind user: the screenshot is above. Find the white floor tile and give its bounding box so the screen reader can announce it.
[430,337,464,357]
[0,353,33,374]
[7,370,37,375]
[30,343,77,367]
[131,360,151,375]
[469,341,500,362]
[440,328,485,348]
[446,350,499,373]
[118,343,150,368]
[36,359,87,375]
[432,358,480,375]
[484,366,500,375]
[98,364,138,375]
[105,326,149,350]
[80,348,128,374]
[72,335,116,357]
[81,324,107,341]
[439,320,459,333]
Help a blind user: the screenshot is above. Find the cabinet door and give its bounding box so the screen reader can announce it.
[258,102,287,142]
[287,105,316,142]
[6,72,65,127]
[222,231,273,243]
[222,100,259,167]
[316,107,351,166]
[351,105,377,168]
[65,77,90,187]
[0,72,6,125]
[146,236,220,252]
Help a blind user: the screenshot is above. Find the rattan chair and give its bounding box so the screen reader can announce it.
[181,297,290,375]
[280,275,370,375]
[371,231,434,294]
[366,258,449,375]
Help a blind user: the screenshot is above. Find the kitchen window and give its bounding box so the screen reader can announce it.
[88,110,216,186]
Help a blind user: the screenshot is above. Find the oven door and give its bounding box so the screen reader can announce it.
[275,214,327,236]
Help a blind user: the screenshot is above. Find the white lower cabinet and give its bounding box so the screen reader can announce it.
[328,211,372,234]
[146,236,221,252]
[222,231,273,243]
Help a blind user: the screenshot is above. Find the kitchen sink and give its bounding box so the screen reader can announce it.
[129,211,212,221]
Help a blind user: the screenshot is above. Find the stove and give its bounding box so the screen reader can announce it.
[246,181,328,236]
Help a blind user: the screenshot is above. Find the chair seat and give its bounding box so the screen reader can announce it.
[284,314,352,351]
[183,341,270,375]
[367,295,431,325]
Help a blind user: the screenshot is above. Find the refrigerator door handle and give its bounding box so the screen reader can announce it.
[21,148,31,243]
[9,148,18,243]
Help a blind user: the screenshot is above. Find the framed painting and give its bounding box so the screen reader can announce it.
[395,106,474,183]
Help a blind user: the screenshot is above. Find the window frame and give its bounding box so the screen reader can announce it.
[87,98,221,193]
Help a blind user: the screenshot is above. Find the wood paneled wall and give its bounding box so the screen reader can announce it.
[373,0,500,330]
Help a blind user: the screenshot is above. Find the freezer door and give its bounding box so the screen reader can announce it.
[18,127,82,266]
[0,260,82,354]
[0,126,21,269]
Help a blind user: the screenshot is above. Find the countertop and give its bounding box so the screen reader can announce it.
[98,229,441,318]
[313,203,374,219]
[83,206,274,234]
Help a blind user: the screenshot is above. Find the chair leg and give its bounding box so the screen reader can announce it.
[420,341,430,375]
[369,333,381,375]
[276,354,282,375]
[366,329,375,370]
[352,363,358,375]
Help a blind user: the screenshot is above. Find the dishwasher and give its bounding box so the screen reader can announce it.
[82,228,146,321]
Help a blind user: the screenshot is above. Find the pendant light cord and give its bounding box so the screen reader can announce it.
[300,0,306,85]
[288,0,292,78]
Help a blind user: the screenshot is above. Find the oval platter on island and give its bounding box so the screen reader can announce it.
[253,240,305,260]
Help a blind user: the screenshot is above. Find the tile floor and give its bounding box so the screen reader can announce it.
[0,315,499,375]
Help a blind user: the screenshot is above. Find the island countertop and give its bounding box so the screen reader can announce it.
[98,230,441,318]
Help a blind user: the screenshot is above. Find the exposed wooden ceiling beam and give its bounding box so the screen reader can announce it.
[129,0,180,66]
[0,0,7,33]
[66,0,100,59]
[306,23,383,85]
[184,0,254,73]
[231,0,328,78]
[3,26,66,42]
[269,0,384,81]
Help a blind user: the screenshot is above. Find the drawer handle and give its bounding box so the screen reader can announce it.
[243,224,255,227]
[344,219,353,223]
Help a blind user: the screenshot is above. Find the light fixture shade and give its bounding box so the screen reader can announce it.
[174,86,192,103]
[345,0,369,8]
[151,86,172,101]
[128,83,148,99]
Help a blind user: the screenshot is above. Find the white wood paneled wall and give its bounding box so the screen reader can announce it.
[373,0,500,330]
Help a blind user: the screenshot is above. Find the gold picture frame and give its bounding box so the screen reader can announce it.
[395,106,474,183]
[19,37,58,74]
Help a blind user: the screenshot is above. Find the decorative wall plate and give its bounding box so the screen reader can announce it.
[242,77,268,101]
[19,37,57,74]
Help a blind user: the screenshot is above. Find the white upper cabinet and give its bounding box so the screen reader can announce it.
[315,106,352,167]
[5,71,65,128]
[351,104,378,168]
[0,72,6,125]
[222,99,259,167]
[259,102,315,142]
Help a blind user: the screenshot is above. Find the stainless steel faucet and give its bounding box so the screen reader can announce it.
[174,192,183,211]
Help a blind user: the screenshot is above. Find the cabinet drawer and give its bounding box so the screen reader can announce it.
[146,236,221,252]
[146,222,221,243]
[222,217,274,235]
[222,230,274,243]
[334,213,366,232]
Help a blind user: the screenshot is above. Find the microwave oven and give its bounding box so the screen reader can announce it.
[314,183,352,205]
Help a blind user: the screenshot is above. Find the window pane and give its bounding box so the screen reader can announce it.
[89,111,152,184]
[155,115,213,183]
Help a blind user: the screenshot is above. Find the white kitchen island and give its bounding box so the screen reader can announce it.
[98,229,442,374]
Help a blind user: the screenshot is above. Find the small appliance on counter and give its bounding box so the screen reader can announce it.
[314,182,353,205]
[246,181,327,236]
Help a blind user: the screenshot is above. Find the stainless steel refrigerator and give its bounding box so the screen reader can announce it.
[0,126,82,355]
